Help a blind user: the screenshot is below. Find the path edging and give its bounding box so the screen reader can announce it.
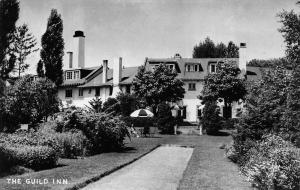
[65,145,161,190]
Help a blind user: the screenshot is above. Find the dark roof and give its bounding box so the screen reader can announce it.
[79,66,139,88]
[60,66,101,87]
[146,57,239,80]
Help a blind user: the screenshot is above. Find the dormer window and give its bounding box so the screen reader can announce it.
[169,65,174,70]
[186,64,203,72]
[66,71,73,80]
[74,71,80,79]
[65,70,81,80]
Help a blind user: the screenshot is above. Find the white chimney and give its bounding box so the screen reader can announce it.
[67,51,73,69]
[112,57,122,97]
[73,31,85,68]
[239,43,247,78]
[102,60,108,83]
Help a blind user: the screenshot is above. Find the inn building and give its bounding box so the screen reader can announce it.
[57,31,261,122]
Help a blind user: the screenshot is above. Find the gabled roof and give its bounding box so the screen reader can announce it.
[60,66,101,87]
[145,57,239,80]
[79,66,139,88]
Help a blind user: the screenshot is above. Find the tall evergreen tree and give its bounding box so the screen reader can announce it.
[40,9,64,86]
[36,59,45,77]
[193,37,216,58]
[215,42,227,58]
[193,38,239,58]
[0,0,19,80]
[226,41,239,58]
[12,24,38,77]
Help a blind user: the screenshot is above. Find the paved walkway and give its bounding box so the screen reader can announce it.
[82,146,193,190]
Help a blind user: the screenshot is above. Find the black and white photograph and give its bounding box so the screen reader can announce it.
[0,0,300,189]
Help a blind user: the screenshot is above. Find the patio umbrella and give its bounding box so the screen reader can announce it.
[130,109,154,117]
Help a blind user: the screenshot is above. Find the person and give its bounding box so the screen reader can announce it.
[130,124,139,138]
[198,104,205,135]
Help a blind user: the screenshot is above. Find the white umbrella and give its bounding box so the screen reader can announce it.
[130,109,154,117]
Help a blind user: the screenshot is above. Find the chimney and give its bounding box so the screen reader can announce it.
[239,43,247,78]
[102,60,108,83]
[67,52,73,69]
[73,30,85,68]
[112,57,122,97]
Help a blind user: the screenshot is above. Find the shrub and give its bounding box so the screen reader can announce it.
[242,135,300,190]
[156,103,175,134]
[0,143,58,170]
[102,97,120,115]
[116,92,139,116]
[53,131,89,158]
[38,121,90,158]
[221,118,239,129]
[88,97,102,113]
[55,111,130,154]
[202,101,222,135]
[1,76,61,132]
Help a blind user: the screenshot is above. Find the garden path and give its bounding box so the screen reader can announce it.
[82,145,193,190]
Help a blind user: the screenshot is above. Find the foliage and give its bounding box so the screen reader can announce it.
[193,37,239,58]
[226,41,239,58]
[49,130,89,158]
[156,103,175,134]
[278,9,300,68]
[202,101,222,135]
[55,110,130,154]
[281,65,300,145]
[202,61,247,118]
[102,97,120,115]
[88,96,102,113]
[133,64,185,115]
[0,78,5,96]
[241,135,300,190]
[116,92,139,116]
[0,76,60,131]
[247,58,291,69]
[12,23,38,77]
[40,9,64,86]
[0,143,58,170]
[0,0,19,80]
[36,59,45,77]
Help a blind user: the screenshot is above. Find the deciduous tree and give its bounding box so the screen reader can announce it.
[133,64,185,115]
[202,61,247,118]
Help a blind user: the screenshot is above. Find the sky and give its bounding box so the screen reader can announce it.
[18,0,299,74]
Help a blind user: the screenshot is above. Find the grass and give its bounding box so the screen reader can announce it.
[177,131,253,190]
[0,131,253,190]
[0,136,166,190]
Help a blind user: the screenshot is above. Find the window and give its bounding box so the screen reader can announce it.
[109,86,113,96]
[182,106,187,119]
[169,65,174,70]
[187,65,191,72]
[65,89,72,98]
[88,88,92,94]
[195,65,198,72]
[66,71,73,80]
[74,71,80,79]
[188,83,196,91]
[126,85,131,94]
[210,64,216,73]
[79,89,83,97]
[95,87,100,96]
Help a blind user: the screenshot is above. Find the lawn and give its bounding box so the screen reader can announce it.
[0,132,253,190]
[0,136,166,190]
